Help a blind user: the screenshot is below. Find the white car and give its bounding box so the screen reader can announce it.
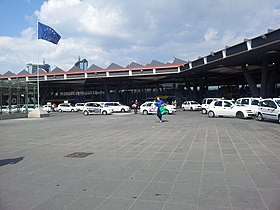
[42,104,52,113]
[182,101,201,111]
[235,97,260,115]
[83,102,112,115]
[99,102,130,112]
[21,104,38,113]
[201,98,221,114]
[257,98,280,123]
[1,106,10,114]
[140,101,176,115]
[207,99,255,119]
[75,103,85,111]
[57,103,78,112]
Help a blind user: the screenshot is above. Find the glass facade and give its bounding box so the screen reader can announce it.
[0,80,37,119]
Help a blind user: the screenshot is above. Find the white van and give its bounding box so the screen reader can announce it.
[235,97,260,116]
[201,98,220,114]
[99,102,130,112]
[257,98,280,123]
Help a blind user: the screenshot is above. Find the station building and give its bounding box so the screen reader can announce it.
[0,28,280,110]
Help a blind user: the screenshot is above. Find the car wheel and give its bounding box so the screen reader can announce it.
[257,113,264,121]
[102,110,108,115]
[208,111,215,118]
[58,109,62,112]
[143,110,148,115]
[202,109,207,114]
[83,111,89,116]
[236,111,244,119]
[121,108,125,112]
[190,107,193,111]
[71,109,75,112]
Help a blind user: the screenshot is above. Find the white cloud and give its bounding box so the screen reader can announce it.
[204,27,218,42]
[0,0,280,74]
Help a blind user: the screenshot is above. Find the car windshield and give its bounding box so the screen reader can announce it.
[275,100,280,106]
[190,101,198,104]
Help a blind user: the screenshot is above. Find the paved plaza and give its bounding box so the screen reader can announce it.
[0,110,280,210]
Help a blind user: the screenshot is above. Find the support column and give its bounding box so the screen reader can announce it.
[184,78,194,99]
[199,76,208,101]
[103,83,110,101]
[242,65,260,97]
[193,83,198,101]
[267,62,279,97]
[260,58,269,97]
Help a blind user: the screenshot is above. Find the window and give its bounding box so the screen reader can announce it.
[241,99,249,105]
[207,99,213,104]
[224,101,232,107]
[251,99,259,105]
[267,101,277,109]
[214,101,222,106]
[202,99,206,104]
[236,99,241,105]
[261,100,269,107]
[274,100,280,106]
[87,103,94,107]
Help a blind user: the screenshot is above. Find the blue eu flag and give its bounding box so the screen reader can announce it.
[38,22,61,44]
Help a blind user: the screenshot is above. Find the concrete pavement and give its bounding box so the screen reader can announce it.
[0,110,280,210]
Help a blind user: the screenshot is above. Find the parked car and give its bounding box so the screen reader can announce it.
[201,98,220,114]
[21,104,38,113]
[0,106,10,114]
[257,98,280,123]
[57,103,78,112]
[83,102,112,115]
[235,97,260,115]
[182,101,201,111]
[0,105,19,114]
[140,101,176,115]
[75,103,85,111]
[42,104,52,113]
[207,99,255,119]
[99,102,130,112]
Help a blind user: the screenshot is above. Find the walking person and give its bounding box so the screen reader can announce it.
[132,99,139,114]
[155,97,164,122]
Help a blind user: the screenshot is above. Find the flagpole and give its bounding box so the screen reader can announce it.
[37,21,40,109]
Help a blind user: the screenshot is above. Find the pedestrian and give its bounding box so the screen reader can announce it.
[155,97,164,122]
[132,99,139,114]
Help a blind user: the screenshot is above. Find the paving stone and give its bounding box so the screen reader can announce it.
[229,186,267,209]
[112,180,148,199]
[259,188,280,210]
[129,168,159,182]
[138,182,173,202]
[96,198,135,210]
[203,161,224,172]
[152,169,178,183]
[129,200,165,210]
[250,173,280,189]
[65,196,106,210]
[224,172,255,187]
[182,161,203,171]
[176,170,201,184]
[168,183,199,204]
[163,202,196,210]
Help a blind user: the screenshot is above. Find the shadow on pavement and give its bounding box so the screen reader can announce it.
[0,157,24,167]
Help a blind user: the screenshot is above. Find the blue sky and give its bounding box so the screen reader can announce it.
[0,0,280,74]
[0,0,44,36]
